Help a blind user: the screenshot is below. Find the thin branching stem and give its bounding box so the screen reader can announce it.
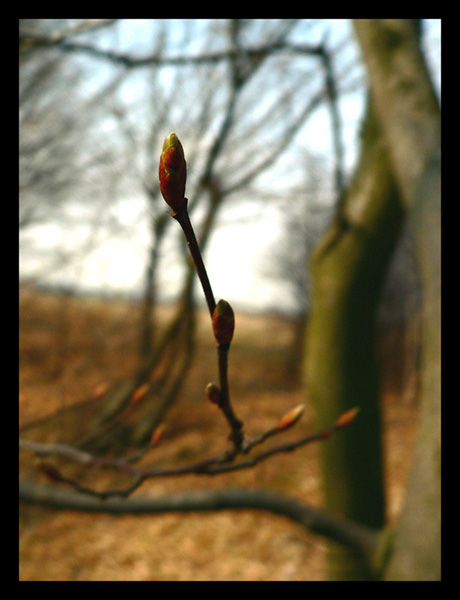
[171,199,243,445]
[19,407,359,498]
[217,344,244,449]
[20,133,360,506]
[172,201,216,318]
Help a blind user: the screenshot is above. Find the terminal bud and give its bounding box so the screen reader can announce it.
[277,404,305,431]
[212,300,235,346]
[159,132,187,213]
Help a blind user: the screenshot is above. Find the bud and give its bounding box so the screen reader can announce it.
[334,406,360,429]
[205,382,221,405]
[159,132,187,213]
[150,424,165,447]
[131,382,150,403]
[92,382,109,399]
[212,299,235,345]
[277,404,305,431]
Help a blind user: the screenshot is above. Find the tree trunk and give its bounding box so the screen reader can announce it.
[305,18,440,580]
[353,18,441,581]
[304,101,404,580]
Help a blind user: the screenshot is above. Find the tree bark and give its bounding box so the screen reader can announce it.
[304,100,404,580]
[353,18,441,581]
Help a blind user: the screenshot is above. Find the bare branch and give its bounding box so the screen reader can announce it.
[19,479,378,563]
[51,40,325,69]
[20,19,118,51]
[19,407,359,497]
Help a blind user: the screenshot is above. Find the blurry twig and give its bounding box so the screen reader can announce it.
[20,19,118,52]
[19,407,359,498]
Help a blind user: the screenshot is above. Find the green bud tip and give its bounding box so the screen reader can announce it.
[159,132,187,213]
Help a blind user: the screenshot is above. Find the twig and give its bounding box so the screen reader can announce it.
[52,40,324,69]
[172,203,216,318]
[159,133,244,447]
[217,343,244,449]
[19,479,378,563]
[19,407,359,497]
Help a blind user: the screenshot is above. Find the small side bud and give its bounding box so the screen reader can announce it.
[150,424,165,447]
[212,300,235,346]
[131,383,149,403]
[334,406,360,429]
[277,404,305,431]
[159,132,187,213]
[206,382,221,405]
[92,382,109,399]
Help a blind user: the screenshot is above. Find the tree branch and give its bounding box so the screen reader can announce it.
[19,479,378,565]
[51,40,324,69]
[20,19,118,51]
[19,407,359,498]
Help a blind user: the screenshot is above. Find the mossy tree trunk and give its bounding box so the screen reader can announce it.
[305,102,403,580]
[353,19,441,581]
[305,19,440,580]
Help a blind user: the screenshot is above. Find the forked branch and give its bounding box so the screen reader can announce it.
[19,132,359,499]
[20,407,359,498]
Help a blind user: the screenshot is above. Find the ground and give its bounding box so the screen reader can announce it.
[19,286,417,581]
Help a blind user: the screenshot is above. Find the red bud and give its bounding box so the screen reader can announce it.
[159,132,187,213]
[277,404,305,431]
[150,424,165,447]
[131,383,149,403]
[212,300,235,345]
[334,407,360,429]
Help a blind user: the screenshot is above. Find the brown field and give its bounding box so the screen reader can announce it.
[19,285,417,581]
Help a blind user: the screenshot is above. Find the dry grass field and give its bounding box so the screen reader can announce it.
[19,285,418,581]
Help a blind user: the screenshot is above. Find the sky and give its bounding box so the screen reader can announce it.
[19,19,441,314]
